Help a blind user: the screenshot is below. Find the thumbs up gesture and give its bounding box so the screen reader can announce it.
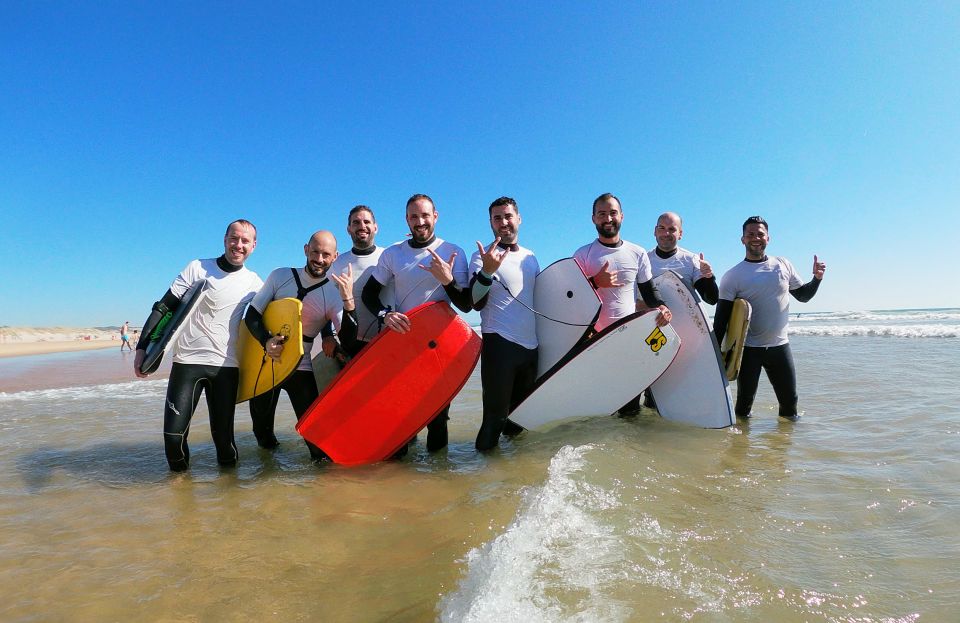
[813,255,826,279]
[698,253,714,279]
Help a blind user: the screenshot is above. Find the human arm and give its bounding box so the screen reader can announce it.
[637,279,672,327]
[361,275,410,334]
[419,248,472,313]
[713,298,734,347]
[789,255,826,303]
[133,289,181,377]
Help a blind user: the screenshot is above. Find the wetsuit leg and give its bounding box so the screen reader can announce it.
[249,387,282,449]
[282,370,328,461]
[503,345,537,437]
[163,363,208,472]
[203,366,240,467]
[426,405,451,452]
[476,333,537,451]
[735,346,764,418]
[762,344,799,419]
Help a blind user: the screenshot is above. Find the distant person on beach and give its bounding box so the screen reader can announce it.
[119,321,134,351]
[326,205,393,358]
[574,193,672,416]
[469,197,539,452]
[133,219,263,472]
[361,193,472,453]
[713,216,826,421]
[244,230,358,460]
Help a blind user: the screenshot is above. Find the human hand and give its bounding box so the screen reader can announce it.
[698,253,713,279]
[265,335,286,362]
[476,237,506,276]
[591,261,620,288]
[133,349,148,378]
[321,335,337,357]
[813,254,826,279]
[656,305,672,327]
[384,311,411,334]
[330,264,355,311]
[419,249,457,286]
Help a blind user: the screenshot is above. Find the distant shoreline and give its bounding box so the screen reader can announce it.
[0,340,117,359]
[0,327,129,359]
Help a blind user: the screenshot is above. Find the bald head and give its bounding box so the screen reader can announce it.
[654,212,684,252]
[304,230,338,278]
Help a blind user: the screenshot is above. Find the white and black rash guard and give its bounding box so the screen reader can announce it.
[647,246,719,305]
[573,239,661,331]
[168,257,263,367]
[329,246,393,342]
[248,267,357,371]
[469,243,539,350]
[363,236,471,315]
[714,256,820,348]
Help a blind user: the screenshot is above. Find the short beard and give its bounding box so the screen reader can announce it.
[595,221,621,239]
[305,263,326,279]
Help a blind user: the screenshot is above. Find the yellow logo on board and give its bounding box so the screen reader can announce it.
[645,327,667,353]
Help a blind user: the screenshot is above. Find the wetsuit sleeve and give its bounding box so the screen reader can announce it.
[790,278,822,303]
[243,306,272,348]
[637,279,666,309]
[362,276,388,316]
[694,276,719,305]
[337,309,359,352]
[443,281,473,313]
[713,298,734,347]
[135,289,181,350]
[471,271,492,310]
[319,320,334,339]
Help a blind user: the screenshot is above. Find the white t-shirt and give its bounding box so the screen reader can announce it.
[647,247,704,295]
[250,267,344,371]
[573,239,653,331]
[719,257,804,347]
[330,247,393,342]
[468,245,539,349]
[170,258,263,367]
[369,238,469,314]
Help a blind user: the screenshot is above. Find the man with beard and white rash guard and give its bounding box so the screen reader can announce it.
[326,205,393,358]
[713,216,826,421]
[133,219,263,472]
[469,197,539,452]
[361,194,472,453]
[244,230,358,460]
[574,193,672,416]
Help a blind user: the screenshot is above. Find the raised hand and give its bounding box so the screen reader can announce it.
[698,253,714,279]
[476,237,506,275]
[419,249,457,286]
[330,264,356,310]
[591,260,621,288]
[813,254,826,279]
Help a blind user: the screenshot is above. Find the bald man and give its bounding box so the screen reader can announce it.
[244,230,359,460]
[644,212,718,305]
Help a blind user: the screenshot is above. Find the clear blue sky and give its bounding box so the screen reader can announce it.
[2,2,958,327]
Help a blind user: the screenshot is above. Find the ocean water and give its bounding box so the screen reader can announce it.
[0,309,958,622]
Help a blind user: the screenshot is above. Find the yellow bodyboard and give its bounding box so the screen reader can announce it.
[720,298,751,382]
[236,298,304,402]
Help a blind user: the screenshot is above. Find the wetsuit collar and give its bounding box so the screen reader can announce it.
[408,235,437,249]
[745,255,769,263]
[217,255,243,273]
[598,238,623,249]
[655,247,678,259]
[497,241,520,252]
[352,245,376,256]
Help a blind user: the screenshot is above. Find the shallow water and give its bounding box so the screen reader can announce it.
[1,311,958,622]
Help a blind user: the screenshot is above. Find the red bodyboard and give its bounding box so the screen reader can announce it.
[296,301,481,465]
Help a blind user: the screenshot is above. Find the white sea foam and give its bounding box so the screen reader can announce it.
[792,310,960,323]
[788,324,960,338]
[438,444,630,623]
[0,379,167,403]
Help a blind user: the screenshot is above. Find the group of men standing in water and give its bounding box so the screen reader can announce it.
[133,193,826,472]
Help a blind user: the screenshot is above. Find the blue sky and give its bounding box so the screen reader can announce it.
[2,2,958,327]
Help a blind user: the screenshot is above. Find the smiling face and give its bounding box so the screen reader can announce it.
[223,221,257,266]
[406,197,437,243]
[592,196,622,242]
[654,213,683,252]
[347,209,378,249]
[741,222,770,260]
[303,231,338,278]
[490,203,521,244]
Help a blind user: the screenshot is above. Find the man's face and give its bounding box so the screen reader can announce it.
[741,223,769,260]
[347,210,378,248]
[406,198,437,243]
[654,215,683,252]
[592,198,623,239]
[303,235,338,278]
[490,204,521,244]
[223,222,257,266]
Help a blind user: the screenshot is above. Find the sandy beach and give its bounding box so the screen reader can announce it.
[0,327,126,358]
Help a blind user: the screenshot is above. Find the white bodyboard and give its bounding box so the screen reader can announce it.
[648,271,734,428]
[509,311,681,430]
[534,258,601,378]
